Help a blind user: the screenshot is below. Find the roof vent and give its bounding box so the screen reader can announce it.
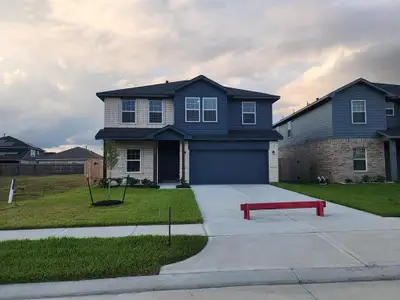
[165,80,169,83]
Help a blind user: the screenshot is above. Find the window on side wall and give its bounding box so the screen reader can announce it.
[203,97,217,122]
[149,100,163,123]
[353,147,367,172]
[386,102,395,116]
[185,97,200,122]
[287,121,292,138]
[351,100,366,124]
[30,149,36,157]
[127,149,140,172]
[122,100,136,123]
[242,101,256,125]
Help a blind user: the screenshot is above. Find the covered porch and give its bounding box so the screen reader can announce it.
[95,125,191,184]
[378,128,400,181]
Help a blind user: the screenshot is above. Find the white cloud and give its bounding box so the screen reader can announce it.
[3,69,27,85]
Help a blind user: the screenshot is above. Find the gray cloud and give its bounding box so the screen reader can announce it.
[1,0,400,149]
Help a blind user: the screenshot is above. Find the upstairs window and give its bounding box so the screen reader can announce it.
[122,100,136,123]
[353,147,367,172]
[386,102,395,116]
[242,101,256,125]
[185,97,200,122]
[149,100,163,123]
[351,100,366,124]
[202,97,218,122]
[127,149,140,172]
[288,121,292,138]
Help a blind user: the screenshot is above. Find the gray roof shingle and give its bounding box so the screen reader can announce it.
[39,147,102,161]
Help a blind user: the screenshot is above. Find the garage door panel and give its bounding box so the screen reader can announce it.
[190,150,268,184]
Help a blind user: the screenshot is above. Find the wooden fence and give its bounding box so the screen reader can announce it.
[84,159,103,184]
[0,163,84,177]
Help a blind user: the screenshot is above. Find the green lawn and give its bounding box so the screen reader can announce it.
[273,182,400,217]
[0,235,208,284]
[0,175,86,201]
[0,186,203,229]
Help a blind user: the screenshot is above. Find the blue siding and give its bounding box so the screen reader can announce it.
[174,80,228,135]
[332,83,386,138]
[228,100,273,130]
[278,101,333,148]
[386,102,400,128]
[189,141,269,184]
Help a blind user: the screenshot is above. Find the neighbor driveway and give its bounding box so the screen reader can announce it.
[161,184,400,274]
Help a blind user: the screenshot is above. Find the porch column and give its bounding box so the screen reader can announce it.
[181,140,185,181]
[389,140,398,181]
[153,141,158,183]
[102,140,107,179]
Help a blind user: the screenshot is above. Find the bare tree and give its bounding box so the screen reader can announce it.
[104,140,119,200]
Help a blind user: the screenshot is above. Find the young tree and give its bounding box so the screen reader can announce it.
[104,140,119,200]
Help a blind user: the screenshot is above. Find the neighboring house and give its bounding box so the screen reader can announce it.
[37,147,102,164]
[0,136,44,164]
[95,75,282,184]
[273,78,400,183]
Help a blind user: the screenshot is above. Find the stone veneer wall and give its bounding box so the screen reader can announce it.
[279,138,385,183]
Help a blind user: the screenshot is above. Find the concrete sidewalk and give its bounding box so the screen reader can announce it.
[2,267,400,300]
[41,280,400,300]
[0,224,206,241]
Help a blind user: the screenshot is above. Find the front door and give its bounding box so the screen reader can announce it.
[158,141,180,182]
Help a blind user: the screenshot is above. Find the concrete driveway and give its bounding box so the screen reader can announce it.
[161,184,400,274]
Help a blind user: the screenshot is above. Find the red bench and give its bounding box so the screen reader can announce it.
[240,201,327,220]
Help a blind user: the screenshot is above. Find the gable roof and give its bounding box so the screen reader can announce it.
[0,136,43,151]
[147,125,192,139]
[39,147,102,161]
[273,77,399,128]
[96,75,279,101]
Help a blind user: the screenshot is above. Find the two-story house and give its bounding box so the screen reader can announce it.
[273,78,400,183]
[0,135,44,164]
[95,75,282,184]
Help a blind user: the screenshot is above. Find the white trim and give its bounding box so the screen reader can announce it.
[127,149,141,173]
[121,99,136,124]
[386,102,395,116]
[202,97,218,122]
[353,147,367,172]
[241,101,256,125]
[351,100,367,124]
[148,99,163,124]
[185,97,201,122]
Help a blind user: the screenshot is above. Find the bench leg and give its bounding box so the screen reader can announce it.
[244,203,250,220]
[316,202,324,217]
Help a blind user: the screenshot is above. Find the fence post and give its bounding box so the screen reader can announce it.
[8,178,16,204]
[168,206,171,247]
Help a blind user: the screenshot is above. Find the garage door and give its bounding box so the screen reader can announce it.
[190,150,269,184]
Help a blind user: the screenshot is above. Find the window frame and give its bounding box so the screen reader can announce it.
[202,97,218,123]
[185,97,201,123]
[126,149,141,173]
[148,100,163,124]
[287,121,292,138]
[351,100,367,124]
[353,147,367,172]
[386,102,395,117]
[241,101,256,125]
[121,99,136,124]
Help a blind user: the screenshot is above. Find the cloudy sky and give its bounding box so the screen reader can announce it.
[1,0,400,154]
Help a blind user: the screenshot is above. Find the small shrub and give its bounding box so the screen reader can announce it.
[344,178,353,184]
[362,175,371,183]
[97,178,108,188]
[141,178,151,185]
[127,177,139,187]
[177,177,191,188]
[375,175,386,183]
[112,178,123,185]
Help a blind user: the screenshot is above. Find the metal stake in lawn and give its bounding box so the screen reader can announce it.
[168,206,171,247]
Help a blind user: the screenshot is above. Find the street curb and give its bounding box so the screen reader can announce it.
[1,266,400,300]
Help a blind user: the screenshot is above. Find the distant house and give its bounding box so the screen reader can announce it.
[0,136,44,164]
[273,77,400,183]
[37,147,102,165]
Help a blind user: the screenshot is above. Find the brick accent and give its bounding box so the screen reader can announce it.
[279,138,386,183]
[268,141,279,182]
[104,98,174,128]
[179,141,190,182]
[111,141,155,181]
